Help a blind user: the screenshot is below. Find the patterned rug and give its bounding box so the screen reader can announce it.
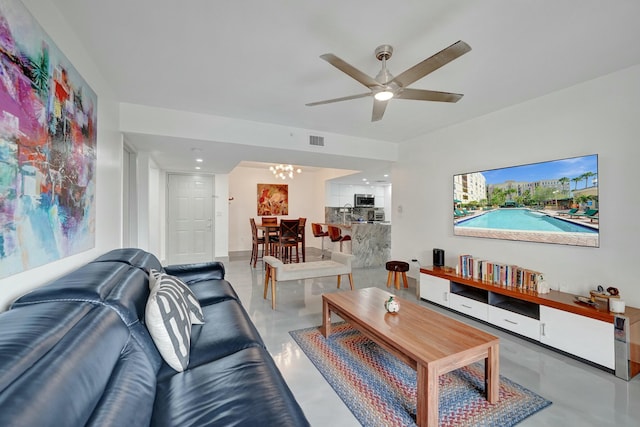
[290,322,551,427]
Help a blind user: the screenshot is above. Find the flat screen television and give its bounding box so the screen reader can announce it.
[453,154,599,247]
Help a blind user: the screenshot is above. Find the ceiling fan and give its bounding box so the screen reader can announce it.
[306,40,471,121]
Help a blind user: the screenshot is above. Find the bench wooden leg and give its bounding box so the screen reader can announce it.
[263,265,271,299]
[271,274,277,310]
[394,272,400,290]
[263,265,277,310]
[337,275,341,289]
[402,272,409,288]
[386,271,393,287]
[348,273,354,290]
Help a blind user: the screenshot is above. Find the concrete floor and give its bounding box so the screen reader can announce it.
[224,249,640,426]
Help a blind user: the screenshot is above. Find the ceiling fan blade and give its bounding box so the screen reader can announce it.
[391,40,471,88]
[306,92,372,107]
[396,88,463,103]
[371,99,388,122]
[320,54,383,89]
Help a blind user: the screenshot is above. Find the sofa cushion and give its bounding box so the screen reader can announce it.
[0,302,94,393]
[152,346,310,427]
[149,270,205,324]
[0,303,137,427]
[187,279,239,306]
[85,334,158,427]
[156,299,264,380]
[93,247,164,273]
[164,261,226,283]
[146,277,193,372]
[12,261,149,326]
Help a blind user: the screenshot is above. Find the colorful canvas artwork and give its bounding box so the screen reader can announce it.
[257,184,288,216]
[0,0,97,278]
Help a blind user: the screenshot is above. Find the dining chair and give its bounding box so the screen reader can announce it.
[261,216,278,226]
[311,223,329,258]
[249,218,266,268]
[297,217,307,262]
[328,225,351,253]
[261,216,279,254]
[278,219,301,263]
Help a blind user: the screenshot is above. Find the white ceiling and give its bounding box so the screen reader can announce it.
[50,0,640,183]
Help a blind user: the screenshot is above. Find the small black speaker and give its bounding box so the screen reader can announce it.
[433,248,445,267]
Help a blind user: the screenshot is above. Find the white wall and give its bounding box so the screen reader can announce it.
[120,104,397,163]
[392,65,640,308]
[0,0,123,309]
[214,173,229,258]
[228,166,327,252]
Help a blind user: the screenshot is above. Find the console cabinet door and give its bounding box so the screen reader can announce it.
[488,306,540,341]
[540,306,614,369]
[420,273,449,307]
[449,294,489,321]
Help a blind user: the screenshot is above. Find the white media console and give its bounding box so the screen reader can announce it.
[419,266,639,380]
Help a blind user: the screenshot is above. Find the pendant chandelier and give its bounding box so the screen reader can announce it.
[269,164,302,179]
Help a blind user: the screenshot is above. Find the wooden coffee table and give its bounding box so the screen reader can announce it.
[322,287,499,427]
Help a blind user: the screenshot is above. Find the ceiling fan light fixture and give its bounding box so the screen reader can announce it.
[374,90,394,101]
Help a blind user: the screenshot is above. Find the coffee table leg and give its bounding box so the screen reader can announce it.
[485,343,500,403]
[416,363,438,427]
[321,298,331,338]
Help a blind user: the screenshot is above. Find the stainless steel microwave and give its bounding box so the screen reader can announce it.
[354,194,374,207]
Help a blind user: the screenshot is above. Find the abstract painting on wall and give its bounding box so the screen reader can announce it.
[257,184,288,216]
[0,0,97,279]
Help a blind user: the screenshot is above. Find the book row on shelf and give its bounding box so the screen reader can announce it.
[457,254,544,291]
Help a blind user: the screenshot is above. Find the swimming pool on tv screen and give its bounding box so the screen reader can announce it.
[455,209,597,233]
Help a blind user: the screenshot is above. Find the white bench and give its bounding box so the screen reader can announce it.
[263,252,354,309]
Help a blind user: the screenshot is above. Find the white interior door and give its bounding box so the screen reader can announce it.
[167,174,214,264]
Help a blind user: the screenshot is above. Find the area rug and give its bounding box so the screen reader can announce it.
[290,322,551,427]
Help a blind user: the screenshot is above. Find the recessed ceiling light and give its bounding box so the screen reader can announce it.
[196,158,203,163]
[383,174,389,178]
[362,178,367,182]
[195,166,201,170]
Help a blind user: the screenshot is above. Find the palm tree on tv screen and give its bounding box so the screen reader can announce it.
[581,171,596,189]
[558,177,570,195]
[571,176,581,190]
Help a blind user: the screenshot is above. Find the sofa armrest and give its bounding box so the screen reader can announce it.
[163,262,225,284]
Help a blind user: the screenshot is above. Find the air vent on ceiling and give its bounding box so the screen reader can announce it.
[309,135,324,146]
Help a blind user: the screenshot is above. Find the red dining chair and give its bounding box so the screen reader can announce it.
[328,225,351,253]
[311,223,329,258]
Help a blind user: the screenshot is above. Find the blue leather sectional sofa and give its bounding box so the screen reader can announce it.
[0,248,309,426]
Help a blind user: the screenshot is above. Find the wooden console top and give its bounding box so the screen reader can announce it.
[421,266,640,324]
